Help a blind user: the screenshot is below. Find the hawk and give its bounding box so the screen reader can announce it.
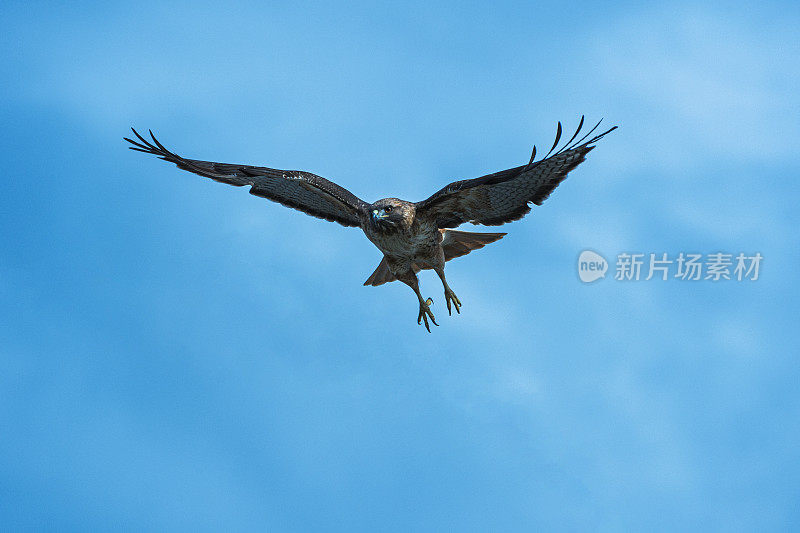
[125,117,615,331]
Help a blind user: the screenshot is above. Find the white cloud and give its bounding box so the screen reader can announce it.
[590,6,800,171]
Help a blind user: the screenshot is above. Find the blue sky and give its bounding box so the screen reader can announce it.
[1,1,799,530]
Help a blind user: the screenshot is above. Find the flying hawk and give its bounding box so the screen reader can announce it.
[125,117,615,331]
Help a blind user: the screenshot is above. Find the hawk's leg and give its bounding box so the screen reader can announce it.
[396,270,438,332]
[434,267,461,315]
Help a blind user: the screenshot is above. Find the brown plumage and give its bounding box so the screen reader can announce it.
[124,117,615,331]
[363,230,506,287]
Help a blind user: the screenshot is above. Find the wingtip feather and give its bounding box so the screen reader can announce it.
[543,120,563,160]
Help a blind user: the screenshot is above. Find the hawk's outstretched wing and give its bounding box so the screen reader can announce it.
[415,117,616,228]
[124,129,366,227]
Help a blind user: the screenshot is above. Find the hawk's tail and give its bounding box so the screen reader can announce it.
[440,230,506,262]
[363,230,506,287]
[363,257,400,287]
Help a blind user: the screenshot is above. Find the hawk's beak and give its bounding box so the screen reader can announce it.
[372,209,388,220]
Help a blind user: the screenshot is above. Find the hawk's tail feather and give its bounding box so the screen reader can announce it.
[363,259,421,287]
[442,230,506,261]
[364,257,396,286]
[363,231,506,287]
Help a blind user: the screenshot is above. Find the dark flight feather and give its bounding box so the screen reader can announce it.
[124,129,366,227]
[415,118,616,229]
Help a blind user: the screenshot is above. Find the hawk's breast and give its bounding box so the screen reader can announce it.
[363,219,440,261]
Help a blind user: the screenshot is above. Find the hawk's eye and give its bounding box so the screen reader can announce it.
[384,206,393,213]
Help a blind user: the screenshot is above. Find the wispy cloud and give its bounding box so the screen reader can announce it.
[590,6,800,171]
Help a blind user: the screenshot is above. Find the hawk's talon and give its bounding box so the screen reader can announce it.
[417,299,438,332]
[444,288,461,316]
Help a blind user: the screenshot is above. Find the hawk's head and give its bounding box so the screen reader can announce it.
[369,198,414,232]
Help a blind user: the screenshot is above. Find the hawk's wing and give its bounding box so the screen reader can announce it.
[124,129,366,227]
[415,117,616,228]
